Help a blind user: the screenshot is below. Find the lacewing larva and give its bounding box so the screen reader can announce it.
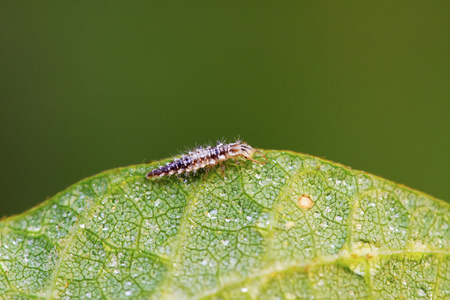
[146,140,267,179]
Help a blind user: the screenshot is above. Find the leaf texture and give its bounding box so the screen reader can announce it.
[0,150,449,299]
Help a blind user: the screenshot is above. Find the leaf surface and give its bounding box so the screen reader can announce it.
[0,150,449,299]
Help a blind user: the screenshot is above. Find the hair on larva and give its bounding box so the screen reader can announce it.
[146,140,266,179]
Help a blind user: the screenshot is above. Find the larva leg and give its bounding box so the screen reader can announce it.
[219,162,226,178]
[202,167,211,181]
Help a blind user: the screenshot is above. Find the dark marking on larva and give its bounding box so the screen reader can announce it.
[146,140,267,179]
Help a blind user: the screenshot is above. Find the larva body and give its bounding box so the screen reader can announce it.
[146,140,266,179]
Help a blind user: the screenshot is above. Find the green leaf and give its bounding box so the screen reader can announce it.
[0,150,449,299]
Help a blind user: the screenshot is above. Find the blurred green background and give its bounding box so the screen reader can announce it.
[1,2,449,217]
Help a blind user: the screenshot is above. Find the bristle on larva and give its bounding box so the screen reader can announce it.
[146,140,266,179]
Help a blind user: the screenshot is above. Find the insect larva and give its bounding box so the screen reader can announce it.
[146,140,266,179]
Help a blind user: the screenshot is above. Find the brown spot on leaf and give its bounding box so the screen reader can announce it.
[298,195,314,210]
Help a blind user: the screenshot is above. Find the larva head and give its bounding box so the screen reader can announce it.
[235,141,267,164]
